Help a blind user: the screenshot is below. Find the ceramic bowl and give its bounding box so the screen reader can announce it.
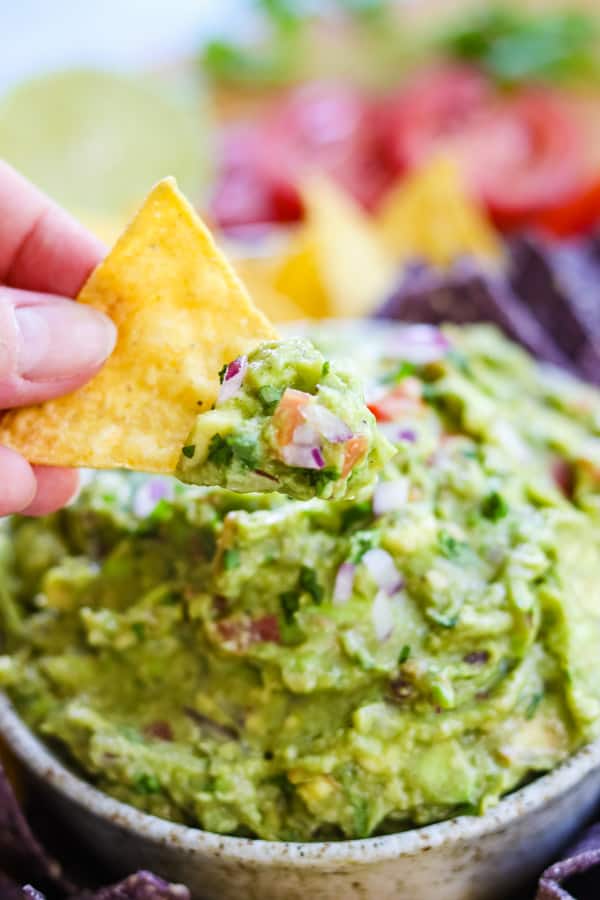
[2,694,600,900]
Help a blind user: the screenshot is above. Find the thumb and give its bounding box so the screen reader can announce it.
[0,286,116,409]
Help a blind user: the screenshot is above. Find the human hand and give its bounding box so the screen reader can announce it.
[0,162,116,517]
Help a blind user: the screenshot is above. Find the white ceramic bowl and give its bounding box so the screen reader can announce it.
[2,694,600,900]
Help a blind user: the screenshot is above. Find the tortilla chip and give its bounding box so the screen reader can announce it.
[377,156,502,268]
[0,178,277,473]
[274,177,395,319]
[232,255,307,323]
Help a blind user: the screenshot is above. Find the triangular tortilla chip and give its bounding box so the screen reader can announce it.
[273,177,395,319]
[377,156,502,268]
[0,178,277,473]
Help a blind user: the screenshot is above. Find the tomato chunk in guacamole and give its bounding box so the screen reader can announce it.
[2,322,600,842]
[176,338,394,500]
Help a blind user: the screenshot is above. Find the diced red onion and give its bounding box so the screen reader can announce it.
[302,402,353,444]
[333,562,355,605]
[292,423,320,446]
[372,590,395,642]
[217,355,247,405]
[281,444,324,469]
[362,548,403,595]
[388,325,450,365]
[133,478,174,517]
[372,479,409,516]
[398,428,417,443]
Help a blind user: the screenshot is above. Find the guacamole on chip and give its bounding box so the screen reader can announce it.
[2,322,600,842]
[177,338,394,500]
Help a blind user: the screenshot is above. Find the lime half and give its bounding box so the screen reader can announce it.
[0,68,211,218]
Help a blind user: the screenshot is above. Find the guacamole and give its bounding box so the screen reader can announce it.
[2,322,600,842]
[176,338,394,500]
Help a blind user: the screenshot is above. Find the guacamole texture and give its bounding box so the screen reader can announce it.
[2,322,600,842]
[176,338,394,500]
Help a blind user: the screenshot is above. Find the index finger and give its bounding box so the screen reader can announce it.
[0,161,104,297]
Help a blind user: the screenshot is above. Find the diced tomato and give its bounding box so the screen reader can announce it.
[250,615,281,644]
[551,458,575,498]
[272,388,312,447]
[341,435,368,478]
[367,378,423,423]
[374,64,586,229]
[217,614,281,650]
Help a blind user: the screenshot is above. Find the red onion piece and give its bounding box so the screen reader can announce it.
[292,423,320,446]
[372,589,395,642]
[281,444,324,469]
[302,402,353,444]
[372,479,409,516]
[362,548,403,595]
[133,478,174,517]
[387,325,450,365]
[333,562,355,604]
[217,355,248,405]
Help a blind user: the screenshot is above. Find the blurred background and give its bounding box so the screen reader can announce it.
[4,0,600,377]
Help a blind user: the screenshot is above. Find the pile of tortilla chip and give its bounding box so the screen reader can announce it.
[375,228,600,385]
[0,761,190,898]
[229,160,502,324]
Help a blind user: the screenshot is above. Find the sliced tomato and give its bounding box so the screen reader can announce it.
[272,388,312,447]
[367,379,424,423]
[210,83,385,228]
[375,64,586,229]
[534,176,600,237]
[341,435,368,478]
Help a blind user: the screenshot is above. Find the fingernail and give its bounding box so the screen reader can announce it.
[16,301,116,381]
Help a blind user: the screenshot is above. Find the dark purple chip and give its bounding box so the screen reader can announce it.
[72,871,190,900]
[0,765,73,896]
[374,258,573,370]
[509,233,600,383]
[536,822,600,899]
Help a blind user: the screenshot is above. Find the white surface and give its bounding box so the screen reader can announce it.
[0,0,253,94]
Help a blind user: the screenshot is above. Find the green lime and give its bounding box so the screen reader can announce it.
[0,68,212,217]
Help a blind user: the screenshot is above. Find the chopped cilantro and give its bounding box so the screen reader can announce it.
[381,361,416,385]
[481,491,509,521]
[428,609,459,629]
[299,565,323,604]
[217,363,228,384]
[134,773,161,795]
[321,360,331,377]
[207,433,258,469]
[131,622,146,641]
[525,691,544,720]
[207,433,233,466]
[438,530,468,559]
[227,433,259,469]
[223,548,240,571]
[306,466,340,494]
[258,384,284,412]
[351,797,370,838]
[280,590,300,624]
[340,501,372,532]
[398,644,411,665]
[182,444,196,459]
[350,530,376,563]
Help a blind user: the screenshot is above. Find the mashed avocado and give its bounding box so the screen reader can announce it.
[176,338,394,501]
[2,322,600,841]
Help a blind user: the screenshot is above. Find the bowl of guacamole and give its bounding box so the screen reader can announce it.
[2,321,600,898]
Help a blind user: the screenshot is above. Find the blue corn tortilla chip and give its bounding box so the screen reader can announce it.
[72,872,191,900]
[536,822,600,899]
[509,233,600,383]
[374,258,573,370]
[0,764,73,896]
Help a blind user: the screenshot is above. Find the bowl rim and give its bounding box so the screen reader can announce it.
[2,693,600,868]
